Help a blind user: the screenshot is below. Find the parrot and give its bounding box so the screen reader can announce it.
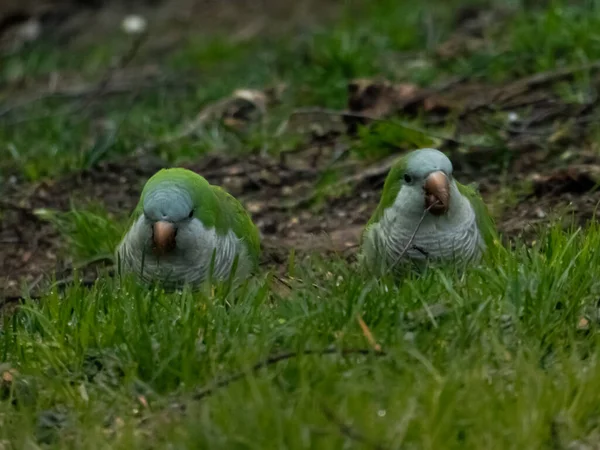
[359,148,496,276]
[116,168,261,290]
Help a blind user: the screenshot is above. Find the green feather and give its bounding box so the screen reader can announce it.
[456,182,498,248]
[209,184,261,265]
[125,168,261,266]
[364,156,408,230]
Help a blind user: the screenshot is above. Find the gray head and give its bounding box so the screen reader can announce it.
[404,148,453,181]
[143,183,195,223]
[395,148,455,217]
[142,183,196,255]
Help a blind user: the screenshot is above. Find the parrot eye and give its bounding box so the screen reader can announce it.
[188,209,194,218]
[403,174,413,183]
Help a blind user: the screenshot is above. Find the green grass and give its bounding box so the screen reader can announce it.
[445,1,600,81]
[5,0,600,447]
[3,223,600,447]
[34,205,125,264]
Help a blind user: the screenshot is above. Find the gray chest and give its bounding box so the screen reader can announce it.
[374,206,483,267]
[117,216,253,290]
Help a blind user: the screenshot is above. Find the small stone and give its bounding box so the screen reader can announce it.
[121,15,147,34]
[507,112,519,123]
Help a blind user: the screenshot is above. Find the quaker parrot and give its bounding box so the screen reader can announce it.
[360,148,496,275]
[116,168,261,290]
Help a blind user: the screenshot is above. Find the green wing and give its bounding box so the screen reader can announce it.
[364,156,408,230]
[210,184,261,266]
[456,181,498,248]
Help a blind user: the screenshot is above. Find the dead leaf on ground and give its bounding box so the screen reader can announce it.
[577,316,590,331]
[182,83,287,135]
[344,77,497,128]
[531,166,600,197]
[2,369,15,383]
[435,35,485,60]
[344,78,422,132]
[436,7,505,60]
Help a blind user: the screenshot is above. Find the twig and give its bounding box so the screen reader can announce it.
[0,93,52,119]
[72,32,147,115]
[0,199,41,222]
[463,61,600,117]
[357,315,382,352]
[321,405,388,450]
[272,275,294,290]
[475,116,551,137]
[0,77,176,121]
[384,203,435,276]
[192,347,386,401]
[504,60,600,94]
[288,107,464,144]
[0,33,148,124]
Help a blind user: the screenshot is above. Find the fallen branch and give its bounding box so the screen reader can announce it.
[287,107,465,145]
[0,32,147,124]
[465,60,600,116]
[70,32,148,116]
[505,60,600,93]
[192,347,386,401]
[321,405,388,450]
[0,199,41,222]
[0,75,190,121]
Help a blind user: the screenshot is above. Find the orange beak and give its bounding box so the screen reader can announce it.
[424,171,450,215]
[152,221,176,255]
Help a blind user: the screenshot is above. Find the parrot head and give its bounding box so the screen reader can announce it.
[142,182,196,256]
[397,148,454,217]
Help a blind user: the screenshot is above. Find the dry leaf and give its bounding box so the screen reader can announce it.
[577,317,590,331]
[357,315,382,352]
[2,371,13,383]
[181,84,285,136]
[347,78,420,118]
[436,35,485,60]
[531,167,600,197]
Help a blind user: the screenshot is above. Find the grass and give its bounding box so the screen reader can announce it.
[4,0,600,447]
[2,223,600,448]
[33,205,125,264]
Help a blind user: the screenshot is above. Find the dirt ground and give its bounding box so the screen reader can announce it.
[3,1,600,302]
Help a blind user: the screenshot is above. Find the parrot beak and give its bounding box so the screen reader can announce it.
[424,171,450,215]
[152,221,176,255]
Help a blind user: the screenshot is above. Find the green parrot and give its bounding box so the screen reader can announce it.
[116,168,261,290]
[360,148,497,275]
